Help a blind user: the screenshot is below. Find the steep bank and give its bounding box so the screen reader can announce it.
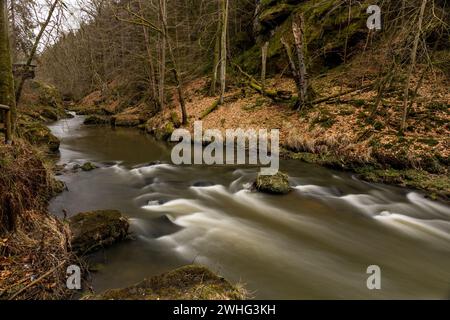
[0,139,73,299]
[75,73,450,201]
[37,0,449,200]
[1,81,247,300]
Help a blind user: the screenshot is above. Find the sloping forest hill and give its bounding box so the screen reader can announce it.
[38,0,450,199]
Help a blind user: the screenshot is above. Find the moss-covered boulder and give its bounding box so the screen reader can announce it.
[255,171,291,194]
[19,121,60,153]
[69,210,129,255]
[84,265,247,300]
[28,81,63,109]
[146,120,175,141]
[83,115,109,125]
[81,162,97,171]
[40,107,59,121]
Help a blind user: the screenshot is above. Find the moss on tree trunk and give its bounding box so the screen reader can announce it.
[0,0,16,135]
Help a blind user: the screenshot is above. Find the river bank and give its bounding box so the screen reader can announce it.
[2,78,449,299]
[1,100,245,299]
[45,113,450,299]
[72,76,449,202]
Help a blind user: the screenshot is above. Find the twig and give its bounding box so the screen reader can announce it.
[8,260,66,300]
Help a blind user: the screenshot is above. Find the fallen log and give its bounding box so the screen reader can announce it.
[200,99,220,119]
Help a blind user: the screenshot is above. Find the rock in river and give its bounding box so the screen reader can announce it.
[83,265,246,300]
[255,171,291,195]
[81,162,97,171]
[69,210,129,255]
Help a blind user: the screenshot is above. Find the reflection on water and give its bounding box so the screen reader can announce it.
[48,115,450,299]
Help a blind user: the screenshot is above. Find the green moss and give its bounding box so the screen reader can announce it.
[255,171,291,194]
[170,112,181,128]
[84,265,247,300]
[356,167,450,201]
[155,122,175,141]
[30,81,63,108]
[373,121,384,131]
[311,112,336,129]
[417,138,439,147]
[81,162,97,171]
[69,209,129,255]
[259,3,295,26]
[40,107,58,121]
[18,121,60,153]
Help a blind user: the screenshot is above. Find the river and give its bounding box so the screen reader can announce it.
[48,114,450,299]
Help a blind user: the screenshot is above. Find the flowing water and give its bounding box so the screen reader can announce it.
[48,114,450,299]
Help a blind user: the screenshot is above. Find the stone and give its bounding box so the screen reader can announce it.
[255,171,291,194]
[69,209,129,255]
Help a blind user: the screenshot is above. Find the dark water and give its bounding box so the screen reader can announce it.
[48,114,450,299]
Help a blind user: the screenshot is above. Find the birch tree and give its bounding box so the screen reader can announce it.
[219,0,229,105]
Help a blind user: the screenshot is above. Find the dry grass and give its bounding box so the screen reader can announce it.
[84,265,248,300]
[153,63,448,173]
[0,140,75,300]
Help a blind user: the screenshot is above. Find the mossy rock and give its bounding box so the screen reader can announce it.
[255,171,291,194]
[83,115,109,125]
[69,210,129,255]
[19,121,60,153]
[259,3,295,27]
[40,107,59,121]
[81,162,97,172]
[154,122,175,141]
[30,81,63,108]
[84,265,246,300]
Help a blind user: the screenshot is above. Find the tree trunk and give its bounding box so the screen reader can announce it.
[138,0,158,106]
[158,0,167,109]
[159,0,188,125]
[261,41,269,90]
[15,0,59,106]
[0,0,15,143]
[0,0,16,232]
[292,14,308,107]
[219,0,229,105]
[281,37,302,97]
[209,2,221,96]
[400,0,427,132]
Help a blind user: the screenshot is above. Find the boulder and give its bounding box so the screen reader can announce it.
[19,121,60,153]
[69,210,129,255]
[81,162,97,171]
[83,115,109,125]
[255,171,291,195]
[40,107,58,121]
[83,265,246,300]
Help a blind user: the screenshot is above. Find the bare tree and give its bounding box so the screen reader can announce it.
[219,0,229,105]
[400,0,428,132]
[15,0,60,105]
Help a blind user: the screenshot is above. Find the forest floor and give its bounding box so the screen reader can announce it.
[74,71,450,201]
